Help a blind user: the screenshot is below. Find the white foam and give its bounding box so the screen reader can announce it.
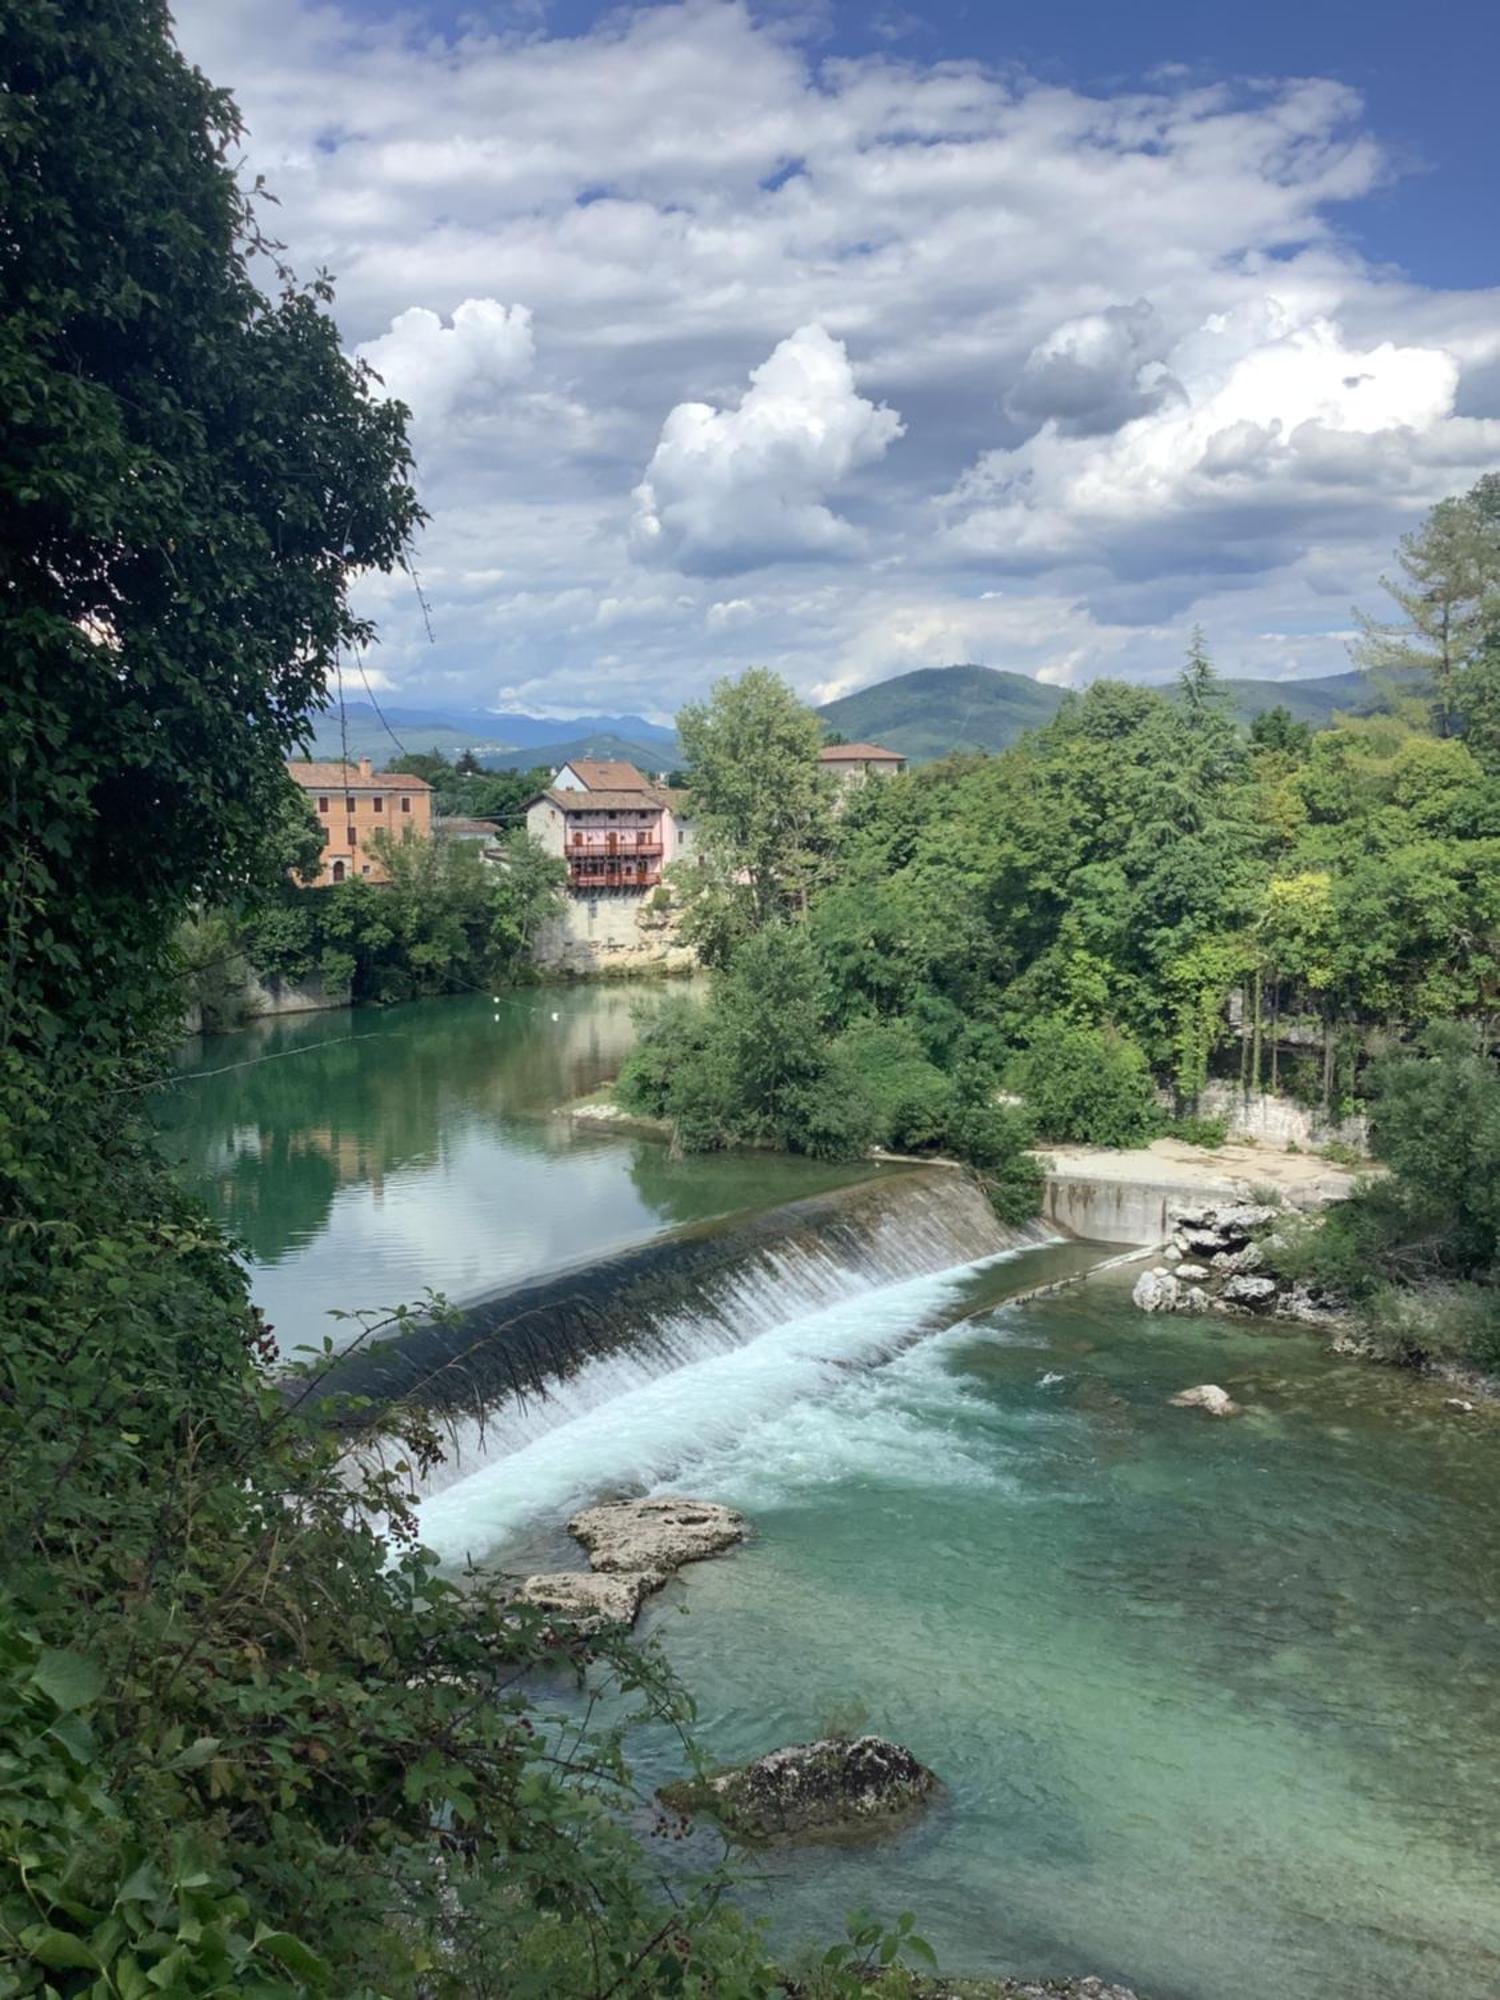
[413,1250,1028,1566]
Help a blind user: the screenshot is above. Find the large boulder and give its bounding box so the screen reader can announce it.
[660,1735,938,1843]
[511,1570,665,1632]
[1173,1202,1277,1258]
[1220,1274,1278,1311]
[568,1496,746,1575]
[1132,1269,1182,1314]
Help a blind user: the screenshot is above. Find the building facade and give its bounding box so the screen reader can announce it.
[286,757,433,885]
[525,760,695,972]
[817,741,907,781]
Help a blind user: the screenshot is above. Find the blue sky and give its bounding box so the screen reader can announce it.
[174,0,1499,716]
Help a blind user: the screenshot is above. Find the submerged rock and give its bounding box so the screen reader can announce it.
[511,1569,665,1631]
[568,1496,747,1574]
[1168,1383,1239,1417]
[661,1734,938,1843]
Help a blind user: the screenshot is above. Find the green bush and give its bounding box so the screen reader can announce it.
[833,1019,954,1151]
[1007,1017,1159,1147]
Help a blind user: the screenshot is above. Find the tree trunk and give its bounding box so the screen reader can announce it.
[1251,966,1263,1098]
[1270,974,1280,1092]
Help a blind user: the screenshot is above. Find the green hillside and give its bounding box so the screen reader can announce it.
[817,663,1400,764]
[477,732,679,776]
[817,665,1061,760]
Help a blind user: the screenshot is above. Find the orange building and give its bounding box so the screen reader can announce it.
[286,757,433,885]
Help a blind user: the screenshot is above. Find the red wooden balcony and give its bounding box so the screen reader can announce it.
[567,862,662,891]
[564,835,663,858]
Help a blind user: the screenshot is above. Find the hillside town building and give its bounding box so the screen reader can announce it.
[524,759,696,971]
[817,741,907,781]
[286,757,433,884]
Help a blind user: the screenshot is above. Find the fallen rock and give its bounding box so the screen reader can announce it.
[1275,1282,1348,1329]
[568,1496,746,1575]
[1220,1274,1279,1311]
[1174,1262,1210,1282]
[1211,1242,1265,1275]
[661,1735,938,1843]
[1444,1397,1476,1414]
[1174,1202,1277,1258]
[1169,1384,1239,1417]
[511,1570,666,1631]
[1132,1269,1182,1314]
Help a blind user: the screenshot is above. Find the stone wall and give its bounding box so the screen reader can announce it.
[242,969,350,1018]
[534,887,695,976]
[1196,1083,1368,1153]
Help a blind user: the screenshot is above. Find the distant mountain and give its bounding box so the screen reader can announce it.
[815,664,1401,764]
[816,665,1060,761]
[476,732,680,776]
[306,701,675,766]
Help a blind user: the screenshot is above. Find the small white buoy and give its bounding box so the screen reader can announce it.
[491,995,501,1002]
[550,1011,560,1022]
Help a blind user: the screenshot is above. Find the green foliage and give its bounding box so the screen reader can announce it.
[1278,1026,1500,1367]
[1,0,421,1063]
[676,670,835,958]
[830,1021,953,1151]
[640,927,880,1159]
[244,830,563,1003]
[387,750,553,824]
[1006,1018,1159,1147]
[1352,476,1500,733]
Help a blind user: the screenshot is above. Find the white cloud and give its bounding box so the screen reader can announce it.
[356,300,534,423]
[169,0,1500,714]
[630,325,903,574]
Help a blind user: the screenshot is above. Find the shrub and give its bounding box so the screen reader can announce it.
[1007,1017,1159,1147]
[834,1019,954,1151]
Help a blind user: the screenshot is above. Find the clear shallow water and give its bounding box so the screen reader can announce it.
[485,1268,1500,2000]
[153,986,869,1352]
[157,999,1500,1996]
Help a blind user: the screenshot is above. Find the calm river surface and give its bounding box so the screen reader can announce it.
[155,985,866,1353]
[157,988,1500,2000]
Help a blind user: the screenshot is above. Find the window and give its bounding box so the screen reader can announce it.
[331,860,345,883]
[372,795,382,813]
[348,825,357,849]
[361,864,371,876]
[317,796,328,813]
[400,796,410,814]
[346,796,355,812]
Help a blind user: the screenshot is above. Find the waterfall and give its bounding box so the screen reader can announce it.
[310,1166,1062,1563]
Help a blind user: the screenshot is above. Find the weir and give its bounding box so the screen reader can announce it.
[309,1165,1036,1422]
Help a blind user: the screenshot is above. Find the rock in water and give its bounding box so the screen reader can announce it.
[1132,1269,1182,1313]
[512,1570,665,1631]
[568,1496,746,1574]
[661,1735,938,1843]
[1169,1384,1239,1417]
[1220,1274,1278,1311]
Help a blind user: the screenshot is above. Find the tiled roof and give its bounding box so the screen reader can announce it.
[287,761,432,791]
[559,758,655,792]
[436,816,503,835]
[539,788,664,812]
[817,742,904,762]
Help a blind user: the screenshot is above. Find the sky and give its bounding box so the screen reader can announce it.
[171,0,1500,720]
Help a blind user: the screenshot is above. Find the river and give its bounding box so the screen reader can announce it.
[158,987,1500,2000]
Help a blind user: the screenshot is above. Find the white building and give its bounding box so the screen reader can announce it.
[525,760,696,972]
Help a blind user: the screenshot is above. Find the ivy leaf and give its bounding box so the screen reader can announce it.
[32,1648,103,1712]
[20,1925,100,1970]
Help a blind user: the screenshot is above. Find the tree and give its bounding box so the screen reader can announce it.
[2,1,421,1060]
[1353,487,1500,733]
[675,668,835,953]
[1250,705,1313,755]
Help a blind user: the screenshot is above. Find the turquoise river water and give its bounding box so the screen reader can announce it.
[158,989,1500,2000]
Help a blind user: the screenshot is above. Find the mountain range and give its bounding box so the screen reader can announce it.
[310,664,1399,777]
[817,664,1386,762]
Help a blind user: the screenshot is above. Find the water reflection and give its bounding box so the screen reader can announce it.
[154,986,866,1350]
